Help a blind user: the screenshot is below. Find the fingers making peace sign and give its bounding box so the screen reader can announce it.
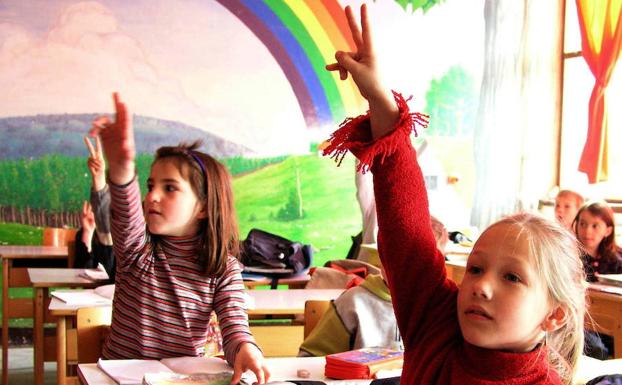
[84,135,106,191]
[326,4,399,140]
[326,4,379,101]
[88,92,136,185]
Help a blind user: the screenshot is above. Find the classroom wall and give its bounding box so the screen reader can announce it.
[0,0,485,264]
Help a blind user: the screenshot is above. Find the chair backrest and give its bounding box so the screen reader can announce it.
[42,227,78,247]
[76,306,112,363]
[303,300,331,339]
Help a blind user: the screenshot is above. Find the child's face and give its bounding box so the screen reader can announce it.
[457,223,556,352]
[145,160,204,237]
[576,210,612,254]
[555,196,579,230]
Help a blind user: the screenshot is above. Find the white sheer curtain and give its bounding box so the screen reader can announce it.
[471,0,564,229]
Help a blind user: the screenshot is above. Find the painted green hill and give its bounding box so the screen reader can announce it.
[233,153,361,267]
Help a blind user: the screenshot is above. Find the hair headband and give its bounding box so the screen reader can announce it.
[189,152,207,192]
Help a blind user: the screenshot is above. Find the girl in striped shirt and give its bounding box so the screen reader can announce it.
[89,93,269,384]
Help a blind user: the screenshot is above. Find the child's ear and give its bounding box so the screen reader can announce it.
[541,305,567,332]
[196,203,208,220]
[605,226,613,238]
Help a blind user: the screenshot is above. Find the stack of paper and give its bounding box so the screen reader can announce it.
[51,289,112,305]
[79,263,110,281]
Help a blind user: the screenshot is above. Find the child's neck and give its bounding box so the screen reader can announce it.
[586,246,599,258]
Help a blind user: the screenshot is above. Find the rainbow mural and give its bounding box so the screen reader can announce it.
[216,0,365,129]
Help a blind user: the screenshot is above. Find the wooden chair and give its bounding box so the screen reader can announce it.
[42,227,77,267]
[58,307,112,385]
[76,306,112,363]
[249,323,304,357]
[303,300,331,339]
[42,227,78,247]
[1,229,76,385]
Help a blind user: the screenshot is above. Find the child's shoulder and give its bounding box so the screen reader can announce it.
[336,275,391,307]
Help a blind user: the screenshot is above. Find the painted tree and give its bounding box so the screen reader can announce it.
[393,0,446,13]
[424,66,477,137]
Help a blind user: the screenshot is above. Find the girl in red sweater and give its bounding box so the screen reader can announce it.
[323,5,585,385]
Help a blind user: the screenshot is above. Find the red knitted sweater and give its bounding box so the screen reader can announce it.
[323,93,563,385]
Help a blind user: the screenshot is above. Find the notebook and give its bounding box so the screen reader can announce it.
[51,284,115,305]
[97,357,236,385]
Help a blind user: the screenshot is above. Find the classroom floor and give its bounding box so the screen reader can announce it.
[0,346,56,385]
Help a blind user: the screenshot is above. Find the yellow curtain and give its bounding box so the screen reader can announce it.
[576,0,622,183]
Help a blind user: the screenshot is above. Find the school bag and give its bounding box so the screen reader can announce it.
[239,228,312,278]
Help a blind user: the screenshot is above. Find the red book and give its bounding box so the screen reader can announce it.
[324,347,403,380]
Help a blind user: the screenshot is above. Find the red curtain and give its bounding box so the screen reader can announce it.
[576,0,622,183]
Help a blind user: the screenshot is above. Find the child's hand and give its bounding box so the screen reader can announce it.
[80,201,95,250]
[326,4,398,139]
[88,92,135,185]
[326,5,385,103]
[83,136,106,192]
[230,343,270,385]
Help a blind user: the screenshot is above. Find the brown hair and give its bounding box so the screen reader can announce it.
[154,141,239,276]
[574,201,619,263]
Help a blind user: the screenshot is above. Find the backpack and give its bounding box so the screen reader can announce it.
[240,228,312,278]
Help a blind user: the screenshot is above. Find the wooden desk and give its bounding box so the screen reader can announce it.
[76,355,622,385]
[0,245,68,385]
[49,298,112,385]
[445,258,467,285]
[28,268,104,385]
[247,289,344,357]
[586,284,622,358]
[246,289,343,316]
[77,356,371,385]
[48,287,344,378]
[243,273,310,289]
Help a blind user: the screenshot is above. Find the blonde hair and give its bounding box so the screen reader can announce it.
[495,213,585,385]
[556,190,584,208]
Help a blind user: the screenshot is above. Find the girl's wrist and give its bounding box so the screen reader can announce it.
[107,163,135,186]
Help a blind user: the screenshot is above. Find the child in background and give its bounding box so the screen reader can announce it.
[89,94,269,384]
[575,201,622,282]
[298,216,447,357]
[555,189,584,231]
[74,136,115,283]
[322,5,585,384]
[575,201,622,359]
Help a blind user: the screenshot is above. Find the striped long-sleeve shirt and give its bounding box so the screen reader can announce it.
[101,177,255,365]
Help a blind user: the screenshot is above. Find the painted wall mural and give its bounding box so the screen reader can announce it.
[0,0,484,265]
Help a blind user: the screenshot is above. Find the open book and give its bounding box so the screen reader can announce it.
[51,284,115,305]
[97,356,238,385]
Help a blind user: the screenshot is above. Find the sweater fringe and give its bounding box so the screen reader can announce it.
[322,91,429,173]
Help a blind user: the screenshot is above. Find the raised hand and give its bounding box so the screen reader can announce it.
[83,136,106,192]
[326,4,381,101]
[80,201,96,251]
[326,4,398,139]
[88,92,135,185]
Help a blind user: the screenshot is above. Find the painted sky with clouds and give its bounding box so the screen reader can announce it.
[0,0,483,156]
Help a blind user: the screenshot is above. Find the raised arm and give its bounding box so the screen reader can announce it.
[84,136,112,245]
[88,93,145,264]
[324,4,453,349]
